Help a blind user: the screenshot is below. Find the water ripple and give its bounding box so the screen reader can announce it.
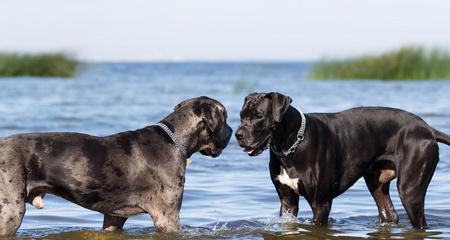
[1,63,450,239]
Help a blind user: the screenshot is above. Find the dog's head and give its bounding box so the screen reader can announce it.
[173,96,232,158]
[235,92,292,156]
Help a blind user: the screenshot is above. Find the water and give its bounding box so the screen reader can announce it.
[0,62,450,239]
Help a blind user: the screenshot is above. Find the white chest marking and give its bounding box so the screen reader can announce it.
[276,168,299,194]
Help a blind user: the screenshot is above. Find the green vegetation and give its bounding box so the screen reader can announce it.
[0,53,78,77]
[309,47,450,80]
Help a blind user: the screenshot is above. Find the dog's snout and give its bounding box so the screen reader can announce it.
[235,128,244,141]
[227,124,233,134]
[224,125,232,142]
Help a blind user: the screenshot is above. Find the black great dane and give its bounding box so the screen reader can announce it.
[0,96,232,236]
[235,92,450,229]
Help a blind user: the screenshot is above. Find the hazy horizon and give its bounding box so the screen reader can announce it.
[1,0,449,62]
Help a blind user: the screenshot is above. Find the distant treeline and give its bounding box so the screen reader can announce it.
[310,47,450,80]
[0,53,78,77]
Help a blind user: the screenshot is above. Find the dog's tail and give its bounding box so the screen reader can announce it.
[432,128,450,146]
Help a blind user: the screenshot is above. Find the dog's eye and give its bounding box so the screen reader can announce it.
[256,112,264,119]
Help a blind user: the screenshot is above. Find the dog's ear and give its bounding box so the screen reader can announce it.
[244,92,260,103]
[198,106,222,134]
[188,101,222,134]
[203,111,220,133]
[267,92,292,123]
[174,98,196,111]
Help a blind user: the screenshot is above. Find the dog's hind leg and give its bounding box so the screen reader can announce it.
[103,215,127,231]
[397,136,439,229]
[364,171,398,224]
[0,158,26,236]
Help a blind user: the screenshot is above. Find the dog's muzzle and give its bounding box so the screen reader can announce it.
[235,127,271,156]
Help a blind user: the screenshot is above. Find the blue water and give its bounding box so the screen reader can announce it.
[0,63,449,239]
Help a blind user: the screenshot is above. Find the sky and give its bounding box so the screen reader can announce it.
[1,0,449,62]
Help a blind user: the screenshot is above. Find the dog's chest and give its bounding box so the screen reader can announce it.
[276,168,300,194]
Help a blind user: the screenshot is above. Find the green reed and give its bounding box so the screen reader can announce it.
[0,53,78,77]
[309,47,450,80]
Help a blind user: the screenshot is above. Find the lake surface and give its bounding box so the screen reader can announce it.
[0,62,450,239]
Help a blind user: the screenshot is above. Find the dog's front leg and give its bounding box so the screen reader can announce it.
[149,207,181,233]
[102,215,127,231]
[310,199,332,225]
[270,155,299,217]
[147,182,184,233]
[148,193,182,233]
[276,184,299,217]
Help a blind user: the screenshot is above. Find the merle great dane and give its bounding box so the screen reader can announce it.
[0,96,232,236]
[235,92,450,229]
